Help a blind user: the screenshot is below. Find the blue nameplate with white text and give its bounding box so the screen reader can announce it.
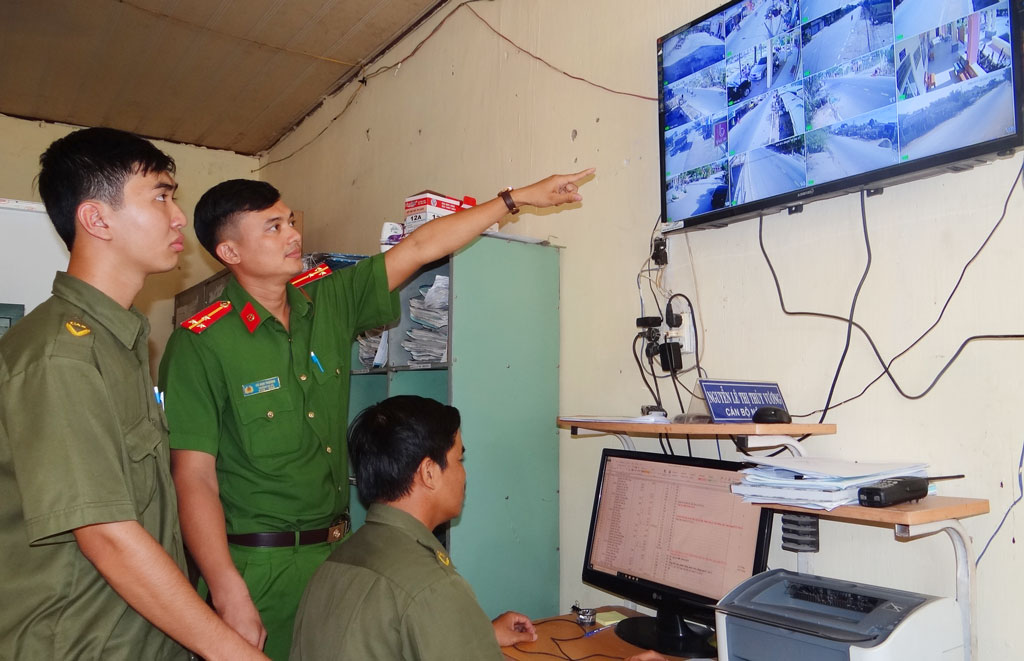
[242,376,281,397]
[698,379,787,423]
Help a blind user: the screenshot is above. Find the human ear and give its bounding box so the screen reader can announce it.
[76,201,112,241]
[215,241,241,265]
[418,457,440,491]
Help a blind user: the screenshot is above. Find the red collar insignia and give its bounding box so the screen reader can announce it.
[290,264,332,288]
[240,301,261,333]
[181,301,232,334]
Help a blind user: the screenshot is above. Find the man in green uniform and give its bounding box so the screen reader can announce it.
[290,395,671,661]
[290,395,536,660]
[0,128,266,660]
[159,169,593,659]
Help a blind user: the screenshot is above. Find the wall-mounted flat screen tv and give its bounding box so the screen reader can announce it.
[659,0,1024,233]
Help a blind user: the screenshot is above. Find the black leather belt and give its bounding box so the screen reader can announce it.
[227,516,350,548]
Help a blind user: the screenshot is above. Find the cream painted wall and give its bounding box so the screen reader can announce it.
[261,1,1023,656]
[0,113,258,371]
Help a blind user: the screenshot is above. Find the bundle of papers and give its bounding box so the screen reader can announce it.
[356,329,388,368]
[732,456,928,511]
[401,275,449,363]
[409,296,448,329]
[401,328,447,362]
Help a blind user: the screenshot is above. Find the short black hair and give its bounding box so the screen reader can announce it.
[348,395,461,507]
[37,127,175,250]
[194,179,280,261]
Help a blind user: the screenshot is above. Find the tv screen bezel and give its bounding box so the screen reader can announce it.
[658,0,1024,234]
[581,448,773,625]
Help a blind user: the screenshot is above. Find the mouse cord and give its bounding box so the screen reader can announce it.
[511,619,632,660]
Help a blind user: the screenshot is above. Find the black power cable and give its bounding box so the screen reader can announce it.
[631,332,660,406]
[759,160,1024,417]
[818,189,872,423]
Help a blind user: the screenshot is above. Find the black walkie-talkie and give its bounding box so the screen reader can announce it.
[858,475,965,507]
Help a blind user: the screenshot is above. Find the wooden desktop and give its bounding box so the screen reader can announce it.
[502,606,694,661]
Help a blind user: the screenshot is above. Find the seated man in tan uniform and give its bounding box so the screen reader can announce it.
[290,395,668,661]
[289,395,534,660]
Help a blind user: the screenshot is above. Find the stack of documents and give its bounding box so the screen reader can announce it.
[732,456,928,511]
[356,329,387,368]
[401,275,448,363]
[402,328,448,362]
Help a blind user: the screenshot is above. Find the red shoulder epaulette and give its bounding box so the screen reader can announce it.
[181,301,233,334]
[290,263,333,288]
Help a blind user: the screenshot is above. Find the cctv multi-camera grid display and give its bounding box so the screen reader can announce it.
[659,0,1023,232]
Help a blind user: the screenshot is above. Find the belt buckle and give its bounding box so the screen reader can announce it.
[328,519,349,542]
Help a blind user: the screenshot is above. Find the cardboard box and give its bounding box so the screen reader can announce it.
[404,190,478,233]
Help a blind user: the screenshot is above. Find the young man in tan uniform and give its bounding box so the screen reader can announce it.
[0,127,266,661]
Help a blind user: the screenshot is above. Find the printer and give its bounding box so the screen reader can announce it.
[715,569,962,660]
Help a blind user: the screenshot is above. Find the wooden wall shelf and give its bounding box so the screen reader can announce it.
[558,418,836,438]
[771,496,989,526]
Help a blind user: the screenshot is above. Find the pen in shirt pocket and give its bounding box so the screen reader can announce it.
[310,351,325,373]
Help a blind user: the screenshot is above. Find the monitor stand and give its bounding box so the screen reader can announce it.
[614,610,716,658]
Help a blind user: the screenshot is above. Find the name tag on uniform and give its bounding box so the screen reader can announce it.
[242,377,281,397]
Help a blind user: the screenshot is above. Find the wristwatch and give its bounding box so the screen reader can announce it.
[498,187,520,215]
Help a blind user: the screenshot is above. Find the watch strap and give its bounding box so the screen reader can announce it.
[498,187,520,215]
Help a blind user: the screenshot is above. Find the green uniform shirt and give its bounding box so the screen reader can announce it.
[159,253,399,533]
[0,272,188,661]
[290,504,503,661]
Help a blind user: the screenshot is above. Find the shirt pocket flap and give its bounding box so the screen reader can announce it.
[312,350,344,385]
[124,417,163,462]
[236,387,295,424]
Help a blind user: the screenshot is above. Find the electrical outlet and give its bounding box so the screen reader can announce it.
[652,237,667,266]
[665,317,695,354]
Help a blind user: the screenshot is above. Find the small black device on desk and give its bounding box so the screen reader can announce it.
[858,475,965,507]
[751,406,791,424]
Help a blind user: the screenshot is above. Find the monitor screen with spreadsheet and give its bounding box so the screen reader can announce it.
[582,449,771,656]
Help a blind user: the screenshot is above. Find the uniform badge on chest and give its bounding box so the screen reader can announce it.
[242,376,281,397]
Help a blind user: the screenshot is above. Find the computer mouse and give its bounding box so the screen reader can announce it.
[752,406,791,424]
[635,411,669,423]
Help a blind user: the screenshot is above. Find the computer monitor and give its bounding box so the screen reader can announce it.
[582,449,772,656]
[659,0,1024,233]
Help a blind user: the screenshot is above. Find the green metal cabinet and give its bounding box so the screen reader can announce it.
[347,236,560,619]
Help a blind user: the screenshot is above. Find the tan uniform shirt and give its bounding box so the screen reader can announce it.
[0,273,188,660]
[290,504,502,661]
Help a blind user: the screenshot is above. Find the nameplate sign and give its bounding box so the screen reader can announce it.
[698,379,787,423]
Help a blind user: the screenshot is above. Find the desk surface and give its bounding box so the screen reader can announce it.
[502,606,695,661]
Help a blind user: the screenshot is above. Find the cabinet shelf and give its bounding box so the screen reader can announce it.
[351,362,450,375]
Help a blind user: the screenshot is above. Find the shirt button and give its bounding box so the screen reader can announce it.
[335,368,341,375]
[266,410,275,419]
[300,374,308,381]
[307,411,315,418]
[326,446,333,453]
